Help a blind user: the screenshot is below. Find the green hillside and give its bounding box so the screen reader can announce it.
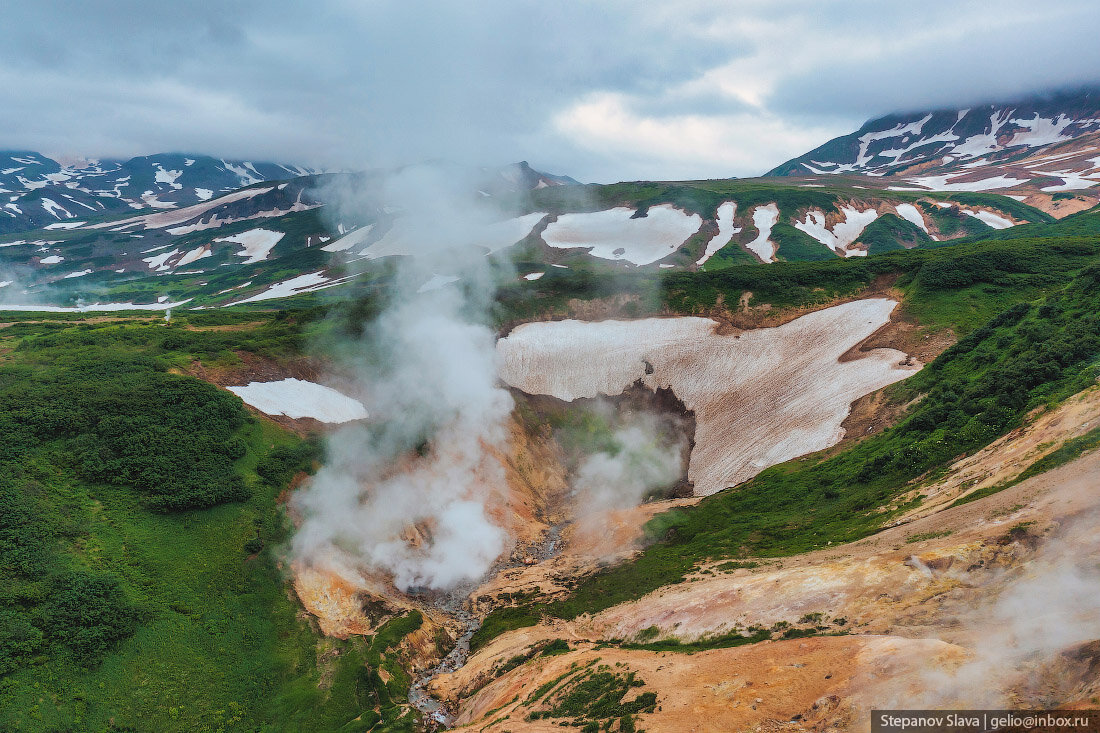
[4,203,1100,730]
[474,208,1100,649]
[0,315,420,732]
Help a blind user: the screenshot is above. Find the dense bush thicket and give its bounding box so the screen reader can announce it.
[256,440,323,487]
[0,340,254,673]
[662,235,1100,314]
[16,315,309,361]
[42,572,138,665]
[0,348,248,511]
[0,474,139,672]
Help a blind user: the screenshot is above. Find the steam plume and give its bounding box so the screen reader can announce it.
[862,511,1100,712]
[573,409,685,512]
[290,164,516,590]
[568,405,687,550]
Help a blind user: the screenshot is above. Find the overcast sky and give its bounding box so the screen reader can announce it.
[3,0,1100,182]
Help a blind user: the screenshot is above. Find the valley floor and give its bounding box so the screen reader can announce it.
[438,446,1100,732]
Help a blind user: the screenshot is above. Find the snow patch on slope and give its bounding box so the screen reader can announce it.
[962,209,1015,229]
[893,203,929,234]
[696,202,739,266]
[230,271,353,303]
[745,204,779,263]
[795,206,878,257]
[322,223,373,252]
[215,228,285,264]
[542,205,701,265]
[228,379,367,423]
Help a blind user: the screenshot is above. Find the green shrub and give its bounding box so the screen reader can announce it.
[43,572,137,666]
[0,612,44,675]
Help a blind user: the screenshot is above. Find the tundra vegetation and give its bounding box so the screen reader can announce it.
[2,197,1100,730]
[0,312,421,731]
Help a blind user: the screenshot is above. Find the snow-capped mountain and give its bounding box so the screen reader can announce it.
[0,152,316,235]
[0,160,587,311]
[768,88,1100,200]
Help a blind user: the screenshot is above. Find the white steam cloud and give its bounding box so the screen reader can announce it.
[573,411,685,512]
[290,164,517,591]
[568,406,686,548]
[863,511,1100,711]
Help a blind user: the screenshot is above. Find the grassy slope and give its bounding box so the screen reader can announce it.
[6,197,1097,721]
[858,213,931,255]
[473,214,1100,650]
[0,314,419,733]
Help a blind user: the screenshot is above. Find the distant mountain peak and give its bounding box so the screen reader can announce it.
[0,152,317,236]
[767,87,1100,197]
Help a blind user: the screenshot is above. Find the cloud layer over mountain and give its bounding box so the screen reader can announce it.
[3,1,1099,181]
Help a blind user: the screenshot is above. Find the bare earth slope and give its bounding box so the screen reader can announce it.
[438,443,1100,732]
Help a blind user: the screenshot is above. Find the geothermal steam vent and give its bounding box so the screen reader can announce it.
[496,298,920,495]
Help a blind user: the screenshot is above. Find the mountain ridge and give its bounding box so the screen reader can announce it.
[766,87,1100,205]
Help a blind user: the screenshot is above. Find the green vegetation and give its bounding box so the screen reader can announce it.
[477,252,1100,646]
[526,666,657,730]
[906,530,953,544]
[620,627,772,653]
[1,347,249,512]
[614,613,843,654]
[714,560,761,572]
[948,482,1012,508]
[772,222,837,261]
[0,315,420,732]
[665,233,1100,333]
[1016,424,1100,482]
[471,605,543,653]
[487,638,575,690]
[950,422,1100,508]
[858,213,931,255]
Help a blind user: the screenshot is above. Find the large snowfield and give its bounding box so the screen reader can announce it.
[496,299,919,495]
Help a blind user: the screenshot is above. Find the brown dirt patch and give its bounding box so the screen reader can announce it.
[897,383,1100,520]
[704,274,901,331]
[184,350,322,387]
[444,635,961,733]
[837,388,917,448]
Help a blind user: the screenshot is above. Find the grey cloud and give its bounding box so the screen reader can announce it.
[1,1,1099,181]
[765,3,1100,121]
[0,0,742,177]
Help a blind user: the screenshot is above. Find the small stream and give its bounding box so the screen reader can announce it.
[407,609,478,728]
[406,526,563,729]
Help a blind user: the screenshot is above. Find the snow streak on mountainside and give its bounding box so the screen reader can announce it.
[0,152,316,235]
[0,160,583,310]
[769,88,1100,197]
